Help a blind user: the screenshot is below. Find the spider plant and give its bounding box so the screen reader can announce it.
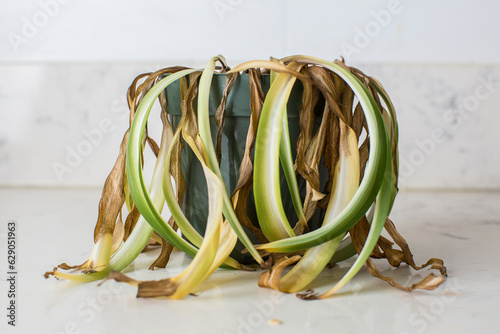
[46,55,446,299]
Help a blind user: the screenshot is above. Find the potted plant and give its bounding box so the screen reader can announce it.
[46,55,446,299]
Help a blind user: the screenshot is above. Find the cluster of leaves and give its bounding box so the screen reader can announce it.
[46,55,446,299]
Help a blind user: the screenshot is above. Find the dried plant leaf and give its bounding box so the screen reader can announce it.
[62,129,130,271]
[124,206,141,241]
[349,216,447,292]
[146,136,160,157]
[44,261,88,278]
[301,104,330,222]
[92,130,128,242]
[310,188,326,202]
[352,103,366,139]
[149,238,174,270]
[104,271,140,287]
[358,139,370,181]
[294,73,317,186]
[383,219,447,276]
[365,259,445,292]
[258,255,301,291]
[215,72,238,165]
[104,271,187,298]
[302,65,346,124]
[231,68,268,243]
[320,108,341,207]
[340,84,354,126]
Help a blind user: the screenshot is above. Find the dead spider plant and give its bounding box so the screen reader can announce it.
[46,55,446,299]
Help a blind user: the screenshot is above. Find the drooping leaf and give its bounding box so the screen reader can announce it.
[261,121,360,293]
[231,68,269,243]
[197,56,264,264]
[252,62,304,241]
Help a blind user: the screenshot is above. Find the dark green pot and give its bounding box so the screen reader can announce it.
[166,73,325,263]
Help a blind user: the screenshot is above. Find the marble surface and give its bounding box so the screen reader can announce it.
[0,188,499,334]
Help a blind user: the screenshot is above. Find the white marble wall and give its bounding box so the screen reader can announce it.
[1,0,499,189]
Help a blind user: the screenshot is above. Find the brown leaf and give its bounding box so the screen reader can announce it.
[92,130,129,244]
[301,103,330,221]
[102,271,139,287]
[352,103,366,139]
[233,68,264,194]
[294,74,317,185]
[230,68,269,243]
[137,279,180,298]
[349,216,447,292]
[365,259,445,292]
[383,218,447,276]
[320,109,340,207]
[146,136,160,157]
[181,72,203,139]
[304,65,346,123]
[296,289,318,300]
[103,271,181,298]
[358,139,370,181]
[149,238,175,270]
[258,255,301,291]
[215,72,238,166]
[340,84,354,127]
[123,206,140,241]
[44,261,89,279]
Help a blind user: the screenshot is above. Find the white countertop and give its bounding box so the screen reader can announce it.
[1,188,499,334]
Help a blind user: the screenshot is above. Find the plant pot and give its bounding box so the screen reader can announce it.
[166,73,326,262]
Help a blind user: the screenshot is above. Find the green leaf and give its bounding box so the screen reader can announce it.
[253,64,303,241]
